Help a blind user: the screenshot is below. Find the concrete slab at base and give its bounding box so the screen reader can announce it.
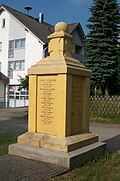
[18,132,98,152]
[9,142,106,169]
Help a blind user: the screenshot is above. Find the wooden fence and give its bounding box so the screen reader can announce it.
[90,96,120,115]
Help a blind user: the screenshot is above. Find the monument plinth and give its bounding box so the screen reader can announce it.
[9,22,106,168]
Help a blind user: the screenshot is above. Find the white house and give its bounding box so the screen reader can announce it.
[0,72,9,108]
[0,4,85,107]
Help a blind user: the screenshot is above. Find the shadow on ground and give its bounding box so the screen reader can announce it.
[103,135,120,153]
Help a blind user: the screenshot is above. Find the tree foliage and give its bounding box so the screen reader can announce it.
[84,0,120,95]
[18,75,29,90]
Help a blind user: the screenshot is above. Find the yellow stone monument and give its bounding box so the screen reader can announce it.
[9,22,106,168]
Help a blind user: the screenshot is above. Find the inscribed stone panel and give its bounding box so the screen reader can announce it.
[71,75,83,134]
[37,76,57,134]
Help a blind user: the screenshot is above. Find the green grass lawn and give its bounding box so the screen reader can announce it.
[51,152,120,181]
[90,114,120,124]
[0,134,17,156]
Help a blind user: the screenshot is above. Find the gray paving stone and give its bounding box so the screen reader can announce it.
[0,154,69,181]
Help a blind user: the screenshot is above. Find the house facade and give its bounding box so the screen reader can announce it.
[0,4,85,107]
[0,72,9,108]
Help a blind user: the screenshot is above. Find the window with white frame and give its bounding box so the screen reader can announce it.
[14,61,20,70]
[20,60,25,70]
[0,42,2,52]
[2,19,5,28]
[15,39,20,48]
[9,38,25,50]
[8,39,25,57]
[8,61,14,70]
[8,40,14,58]
[8,60,25,71]
[20,39,25,48]
[9,40,14,49]
[8,69,13,79]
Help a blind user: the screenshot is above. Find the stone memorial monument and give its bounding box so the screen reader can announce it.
[9,22,106,168]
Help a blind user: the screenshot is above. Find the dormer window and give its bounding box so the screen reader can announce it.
[2,19,5,28]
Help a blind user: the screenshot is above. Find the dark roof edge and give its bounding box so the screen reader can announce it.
[0,72,9,84]
[0,4,85,42]
[1,4,44,44]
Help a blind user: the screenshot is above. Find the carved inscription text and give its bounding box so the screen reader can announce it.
[40,78,56,125]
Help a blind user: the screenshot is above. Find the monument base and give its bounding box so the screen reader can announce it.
[9,132,106,168]
[9,142,106,168]
[17,132,99,152]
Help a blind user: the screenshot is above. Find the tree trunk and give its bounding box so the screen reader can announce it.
[94,86,97,98]
[105,83,109,96]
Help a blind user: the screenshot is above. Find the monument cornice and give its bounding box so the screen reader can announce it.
[28,56,91,77]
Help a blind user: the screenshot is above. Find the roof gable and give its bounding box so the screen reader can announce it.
[1,4,54,44]
[68,23,85,41]
[0,4,84,44]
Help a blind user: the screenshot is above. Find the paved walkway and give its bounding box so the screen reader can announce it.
[90,123,120,153]
[0,107,28,136]
[0,154,68,181]
[0,107,120,180]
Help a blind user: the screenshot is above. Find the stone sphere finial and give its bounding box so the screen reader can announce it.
[55,22,68,33]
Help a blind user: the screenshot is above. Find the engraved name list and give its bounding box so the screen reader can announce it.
[40,78,56,125]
